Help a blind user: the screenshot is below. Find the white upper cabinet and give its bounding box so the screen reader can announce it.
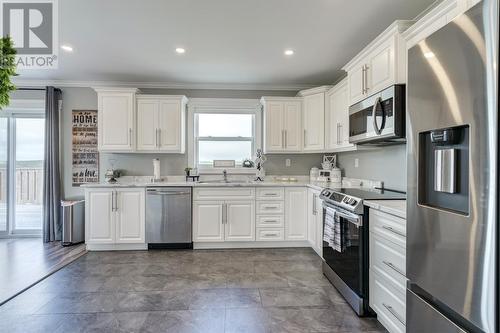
[298,86,331,151]
[136,95,187,153]
[261,97,303,153]
[95,88,138,151]
[343,21,413,106]
[326,79,356,151]
[403,0,481,49]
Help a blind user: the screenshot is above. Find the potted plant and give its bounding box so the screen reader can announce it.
[0,36,17,110]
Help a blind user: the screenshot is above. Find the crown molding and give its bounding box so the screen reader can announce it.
[12,78,317,92]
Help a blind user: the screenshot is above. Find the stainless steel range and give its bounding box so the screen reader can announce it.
[319,187,405,316]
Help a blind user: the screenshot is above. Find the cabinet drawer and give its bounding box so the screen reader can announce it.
[256,215,284,228]
[256,187,284,200]
[256,201,284,215]
[370,232,406,293]
[370,209,406,248]
[256,228,284,241]
[370,270,406,333]
[194,187,255,200]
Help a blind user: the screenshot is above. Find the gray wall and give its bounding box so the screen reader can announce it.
[57,87,323,199]
[11,87,406,199]
[337,145,407,191]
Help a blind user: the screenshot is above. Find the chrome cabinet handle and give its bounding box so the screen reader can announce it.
[383,303,405,326]
[361,65,366,94]
[281,130,285,149]
[222,203,227,224]
[383,260,405,277]
[112,190,118,212]
[264,232,278,237]
[264,206,278,210]
[338,124,342,145]
[155,128,159,148]
[364,65,370,94]
[304,129,307,147]
[284,130,287,148]
[129,128,132,146]
[157,128,161,147]
[382,225,405,237]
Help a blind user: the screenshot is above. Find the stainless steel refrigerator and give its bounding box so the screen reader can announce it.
[406,1,498,332]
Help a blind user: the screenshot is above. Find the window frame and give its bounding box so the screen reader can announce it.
[187,98,262,174]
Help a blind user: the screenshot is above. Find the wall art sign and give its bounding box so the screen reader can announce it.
[72,110,98,186]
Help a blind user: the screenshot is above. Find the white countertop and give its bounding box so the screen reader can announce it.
[364,200,406,219]
[80,179,341,191]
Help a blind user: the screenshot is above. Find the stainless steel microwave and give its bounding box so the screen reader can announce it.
[348,84,405,145]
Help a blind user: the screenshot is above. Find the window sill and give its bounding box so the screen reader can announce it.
[198,168,257,175]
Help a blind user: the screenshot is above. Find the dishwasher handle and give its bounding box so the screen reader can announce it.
[147,189,191,196]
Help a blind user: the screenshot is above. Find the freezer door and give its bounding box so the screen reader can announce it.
[407,290,467,333]
[406,1,497,332]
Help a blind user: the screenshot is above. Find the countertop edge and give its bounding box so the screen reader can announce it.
[364,200,407,219]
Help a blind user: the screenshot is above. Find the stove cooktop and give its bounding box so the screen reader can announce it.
[319,187,406,213]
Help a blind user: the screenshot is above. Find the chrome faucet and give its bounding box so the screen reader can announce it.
[223,169,228,182]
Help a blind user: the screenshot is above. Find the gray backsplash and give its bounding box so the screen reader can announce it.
[337,145,407,192]
[12,87,407,199]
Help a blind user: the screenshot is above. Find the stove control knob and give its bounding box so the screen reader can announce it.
[349,200,357,206]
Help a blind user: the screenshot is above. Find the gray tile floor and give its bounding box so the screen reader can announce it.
[0,248,386,333]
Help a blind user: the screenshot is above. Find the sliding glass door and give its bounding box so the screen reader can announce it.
[0,117,7,233]
[0,104,45,237]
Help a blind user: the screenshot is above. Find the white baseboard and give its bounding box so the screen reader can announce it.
[193,241,310,249]
[86,243,148,251]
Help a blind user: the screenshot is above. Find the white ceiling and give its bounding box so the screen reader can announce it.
[15,0,435,90]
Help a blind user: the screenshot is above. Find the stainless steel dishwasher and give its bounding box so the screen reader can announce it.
[146,187,192,249]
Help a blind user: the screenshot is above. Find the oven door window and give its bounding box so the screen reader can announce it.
[323,213,363,296]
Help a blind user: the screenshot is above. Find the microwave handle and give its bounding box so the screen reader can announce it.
[372,96,385,135]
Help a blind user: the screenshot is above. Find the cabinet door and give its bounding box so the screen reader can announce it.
[326,88,342,150]
[283,101,302,151]
[264,102,284,152]
[307,189,317,246]
[137,99,159,151]
[98,93,135,151]
[225,201,255,241]
[303,93,325,151]
[368,40,395,94]
[158,99,184,152]
[85,189,115,244]
[115,189,145,243]
[315,195,324,258]
[193,201,224,242]
[285,188,308,240]
[348,65,366,105]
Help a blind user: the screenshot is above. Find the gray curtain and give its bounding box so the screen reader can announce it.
[43,86,62,242]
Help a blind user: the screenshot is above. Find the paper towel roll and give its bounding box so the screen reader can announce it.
[153,158,161,180]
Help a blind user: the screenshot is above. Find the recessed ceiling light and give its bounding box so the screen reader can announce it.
[61,44,73,52]
[424,51,435,58]
[175,47,186,54]
[284,49,294,56]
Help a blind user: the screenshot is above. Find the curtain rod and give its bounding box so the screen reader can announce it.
[17,87,62,92]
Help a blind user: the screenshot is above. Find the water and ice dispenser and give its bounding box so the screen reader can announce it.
[418,126,469,215]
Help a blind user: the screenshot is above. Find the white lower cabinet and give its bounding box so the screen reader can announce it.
[307,188,323,257]
[192,201,224,242]
[193,188,255,242]
[285,187,308,241]
[225,201,255,241]
[369,208,407,333]
[85,188,145,248]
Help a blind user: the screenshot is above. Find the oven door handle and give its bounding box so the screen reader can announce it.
[325,205,363,227]
[371,96,385,135]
